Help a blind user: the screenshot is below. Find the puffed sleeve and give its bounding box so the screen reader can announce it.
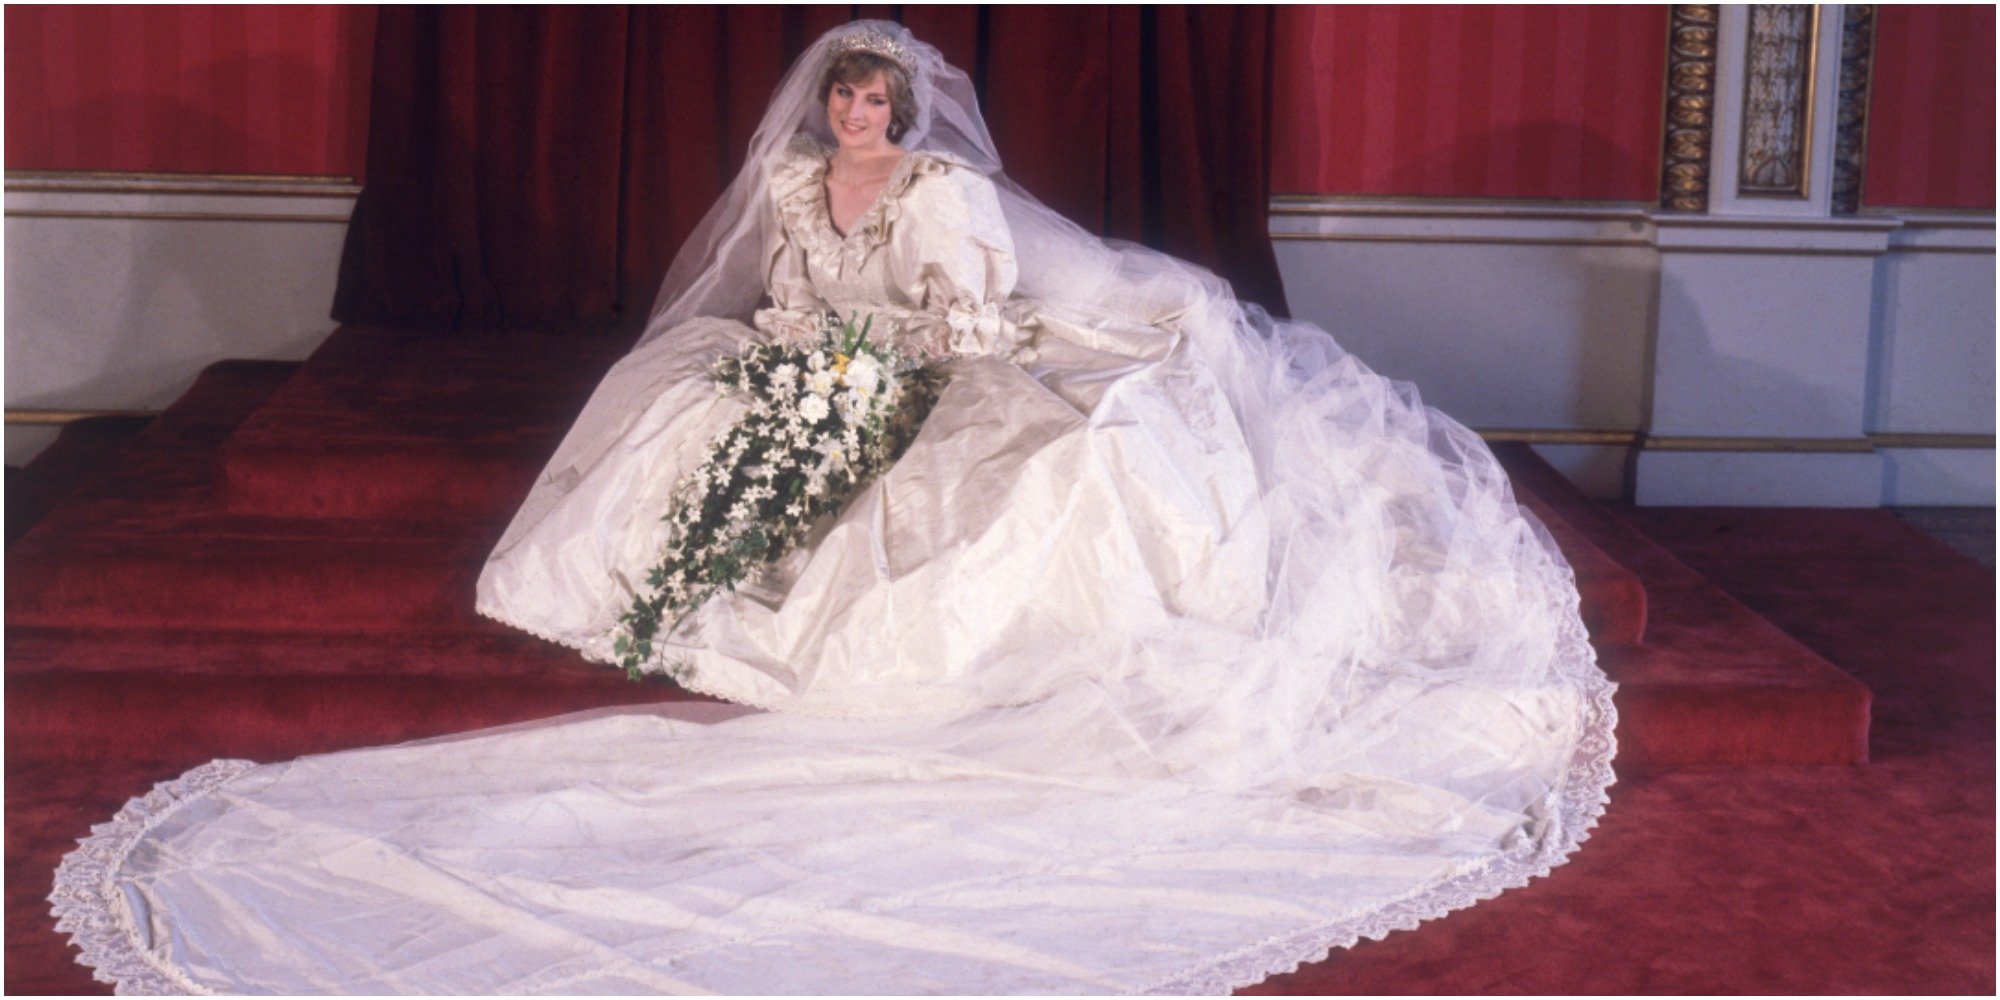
[752,142,833,344]
[881,161,1037,361]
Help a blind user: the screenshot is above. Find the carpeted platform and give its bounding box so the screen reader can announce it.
[6,326,1869,769]
[10,326,1974,993]
[1494,447,1872,769]
[5,414,155,546]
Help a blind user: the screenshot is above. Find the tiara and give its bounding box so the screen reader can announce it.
[830,30,915,72]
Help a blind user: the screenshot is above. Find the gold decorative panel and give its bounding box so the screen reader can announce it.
[1736,4,1821,198]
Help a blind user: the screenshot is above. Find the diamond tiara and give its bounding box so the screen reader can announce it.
[829,30,915,73]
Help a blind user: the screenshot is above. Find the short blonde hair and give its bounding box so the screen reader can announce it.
[818,51,917,143]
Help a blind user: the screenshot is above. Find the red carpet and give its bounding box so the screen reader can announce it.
[6,329,1986,992]
[1247,507,1995,994]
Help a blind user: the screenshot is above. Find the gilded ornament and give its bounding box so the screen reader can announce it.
[1660,5,1719,212]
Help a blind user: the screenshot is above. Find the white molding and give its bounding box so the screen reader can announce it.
[1269,200,1653,246]
[1882,212,1999,253]
[1267,198,1976,257]
[1650,212,1897,254]
[5,174,356,223]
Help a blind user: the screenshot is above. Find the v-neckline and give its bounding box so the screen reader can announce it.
[821,152,912,241]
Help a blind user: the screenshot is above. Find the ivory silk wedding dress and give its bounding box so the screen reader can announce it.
[53,22,1617,996]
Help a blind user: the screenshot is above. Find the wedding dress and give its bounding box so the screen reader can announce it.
[53,21,1616,995]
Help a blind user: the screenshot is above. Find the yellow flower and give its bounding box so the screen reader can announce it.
[833,353,851,375]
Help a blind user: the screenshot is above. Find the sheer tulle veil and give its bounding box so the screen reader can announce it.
[49,20,1619,996]
[646,19,1131,349]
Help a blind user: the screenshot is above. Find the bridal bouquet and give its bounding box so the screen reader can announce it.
[614,313,949,679]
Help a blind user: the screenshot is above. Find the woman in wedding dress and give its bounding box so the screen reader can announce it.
[54,21,1616,995]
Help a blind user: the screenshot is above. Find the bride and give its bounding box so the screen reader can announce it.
[54,21,1616,995]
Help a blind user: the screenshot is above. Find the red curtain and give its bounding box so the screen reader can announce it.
[333,5,1287,332]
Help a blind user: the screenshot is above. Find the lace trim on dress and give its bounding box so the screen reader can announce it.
[770,134,953,277]
[49,758,260,997]
[763,136,1039,363]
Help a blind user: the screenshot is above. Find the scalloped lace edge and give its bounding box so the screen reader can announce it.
[60,604,1614,996]
[1146,582,1619,994]
[49,758,259,997]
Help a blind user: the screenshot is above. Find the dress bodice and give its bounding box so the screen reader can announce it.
[753,135,1036,361]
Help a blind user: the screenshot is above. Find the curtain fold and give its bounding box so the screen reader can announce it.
[333,5,1287,333]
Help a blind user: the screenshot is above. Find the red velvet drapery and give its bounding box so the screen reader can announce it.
[332,5,1288,332]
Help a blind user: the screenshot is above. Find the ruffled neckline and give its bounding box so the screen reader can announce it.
[771,135,950,273]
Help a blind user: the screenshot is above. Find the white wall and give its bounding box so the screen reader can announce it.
[1271,204,1657,433]
[1272,200,1995,505]
[4,175,353,465]
[1870,214,1998,505]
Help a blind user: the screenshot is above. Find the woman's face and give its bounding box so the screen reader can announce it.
[827,71,893,151]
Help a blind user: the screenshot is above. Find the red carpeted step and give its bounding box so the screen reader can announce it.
[1600,557,1872,770]
[224,438,552,520]
[6,416,153,545]
[6,532,493,632]
[3,625,602,681]
[1491,444,1871,769]
[1594,642,1871,770]
[147,359,304,434]
[11,361,299,545]
[219,326,631,520]
[1492,443,1647,644]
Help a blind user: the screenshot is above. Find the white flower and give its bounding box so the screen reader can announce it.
[799,395,831,423]
[843,354,882,395]
[807,371,836,397]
